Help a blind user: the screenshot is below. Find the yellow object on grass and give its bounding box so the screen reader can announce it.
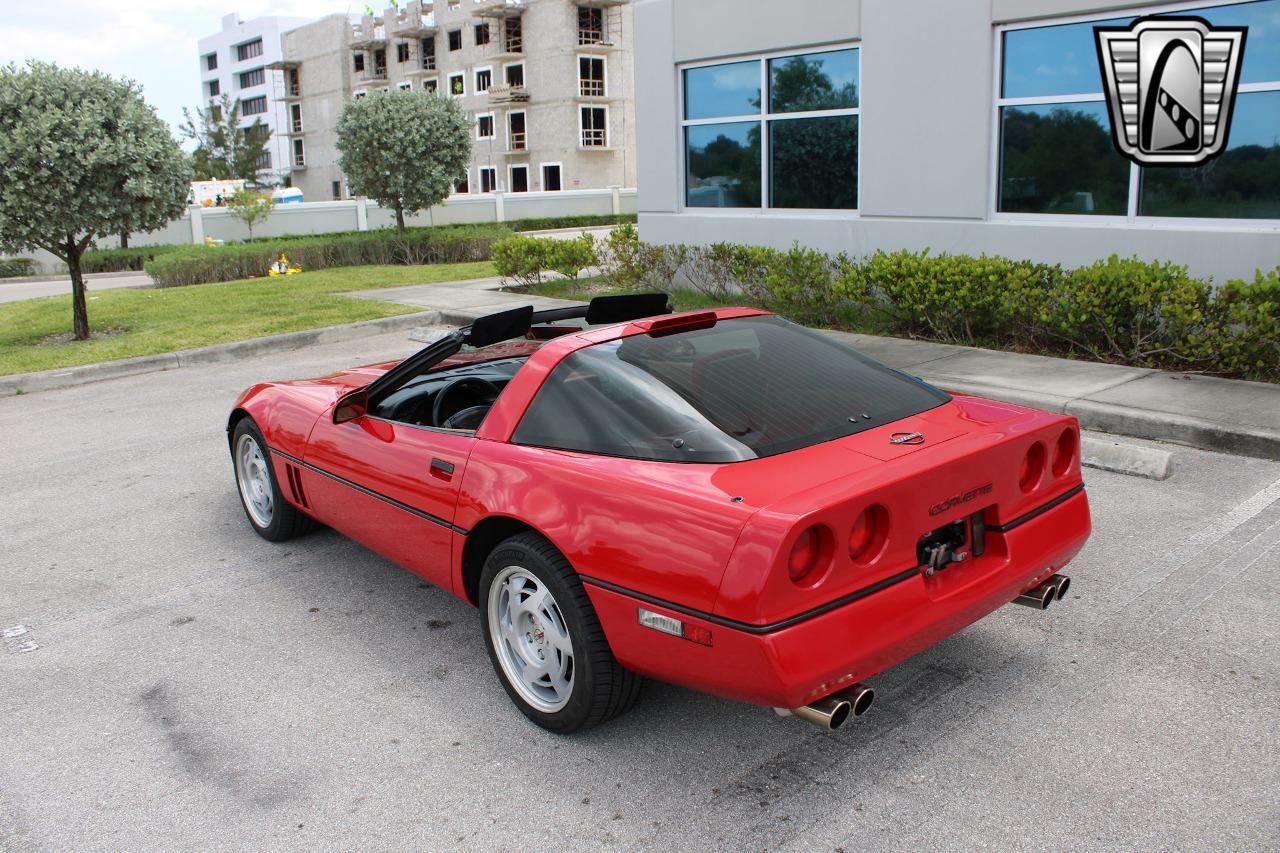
[267,253,302,277]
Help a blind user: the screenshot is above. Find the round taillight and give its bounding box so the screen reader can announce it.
[848,505,888,563]
[788,527,820,583]
[1052,428,1076,477]
[1020,442,1046,493]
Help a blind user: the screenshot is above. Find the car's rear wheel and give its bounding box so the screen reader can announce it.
[231,417,315,542]
[480,532,642,733]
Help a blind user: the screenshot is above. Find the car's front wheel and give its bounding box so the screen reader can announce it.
[231,417,315,542]
[480,532,642,733]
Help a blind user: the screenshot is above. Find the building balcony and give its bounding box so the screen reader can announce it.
[508,131,528,152]
[488,84,529,104]
[358,67,390,83]
[473,0,525,19]
[350,22,387,50]
[405,63,439,77]
[389,3,436,37]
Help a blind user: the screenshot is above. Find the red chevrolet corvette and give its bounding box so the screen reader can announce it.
[228,295,1090,733]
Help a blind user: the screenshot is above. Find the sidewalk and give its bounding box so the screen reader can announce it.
[0,271,153,304]
[357,277,1280,460]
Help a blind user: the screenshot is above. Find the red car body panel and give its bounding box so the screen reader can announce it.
[230,307,1092,710]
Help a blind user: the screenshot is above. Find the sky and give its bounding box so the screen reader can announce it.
[0,0,352,137]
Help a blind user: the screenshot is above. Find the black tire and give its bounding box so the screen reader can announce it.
[230,417,316,542]
[479,532,642,733]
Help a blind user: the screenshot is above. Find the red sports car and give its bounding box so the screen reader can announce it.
[228,295,1091,733]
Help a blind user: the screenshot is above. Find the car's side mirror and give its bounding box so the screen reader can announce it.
[334,389,368,424]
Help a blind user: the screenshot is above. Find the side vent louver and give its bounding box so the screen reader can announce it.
[284,464,310,508]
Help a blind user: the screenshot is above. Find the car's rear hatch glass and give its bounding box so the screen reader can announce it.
[512,315,950,462]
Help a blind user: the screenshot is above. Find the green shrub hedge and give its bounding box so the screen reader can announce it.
[81,245,181,273]
[500,226,1279,382]
[137,214,634,287]
[492,234,597,288]
[145,223,511,287]
[0,257,34,278]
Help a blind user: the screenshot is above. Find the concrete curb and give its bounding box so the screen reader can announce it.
[1081,436,1173,480]
[912,377,1280,462]
[0,310,439,397]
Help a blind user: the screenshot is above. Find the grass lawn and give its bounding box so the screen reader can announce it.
[0,262,494,376]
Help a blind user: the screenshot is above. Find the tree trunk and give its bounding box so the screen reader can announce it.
[120,231,130,249]
[67,239,90,341]
[395,202,406,233]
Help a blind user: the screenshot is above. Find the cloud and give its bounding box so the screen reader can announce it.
[0,1,338,133]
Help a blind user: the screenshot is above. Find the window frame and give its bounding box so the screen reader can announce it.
[238,67,265,89]
[235,38,263,62]
[578,53,607,97]
[504,61,526,87]
[476,111,496,140]
[509,163,530,193]
[447,71,466,98]
[205,52,218,71]
[475,65,493,94]
[579,103,609,147]
[541,162,563,191]
[448,28,463,51]
[396,41,411,63]
[479,165,498,193]
[508,109,528,150]
[677,43,862,217]
[240,95,267,116]
[991,0,1280,229]
[398,80,413,92]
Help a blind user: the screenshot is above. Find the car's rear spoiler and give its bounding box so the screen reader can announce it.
[467,292,672,346]
[364,293,672,404]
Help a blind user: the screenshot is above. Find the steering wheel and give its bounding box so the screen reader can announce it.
[432,376,502,429]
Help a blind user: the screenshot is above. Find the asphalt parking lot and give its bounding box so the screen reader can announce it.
[2,331,1277,851]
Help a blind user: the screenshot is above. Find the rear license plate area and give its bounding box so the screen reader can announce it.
[916,510,989,577]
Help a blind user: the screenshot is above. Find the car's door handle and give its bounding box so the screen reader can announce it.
[430,458,455,478]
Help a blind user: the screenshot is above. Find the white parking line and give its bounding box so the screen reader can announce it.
[1190,476,1280,546]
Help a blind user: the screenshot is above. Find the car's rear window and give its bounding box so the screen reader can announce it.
[512,315,950,462]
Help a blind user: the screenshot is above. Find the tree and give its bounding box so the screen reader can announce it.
[336,89,471,231]
[225,188,275,240]
[181,94,273,183]
[0,62,191,340]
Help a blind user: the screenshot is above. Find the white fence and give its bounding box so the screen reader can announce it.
[141,187,636,247]
[15,188,636,273]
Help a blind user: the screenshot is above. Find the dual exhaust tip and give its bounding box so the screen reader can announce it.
[782,683,875,730]
[1013,573,1071,610]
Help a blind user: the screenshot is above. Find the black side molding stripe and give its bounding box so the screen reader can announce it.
[989,483,1086,534]
[269,448,469,535]
[581,566,921,635]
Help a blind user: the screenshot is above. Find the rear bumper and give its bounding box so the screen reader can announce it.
[584,488,1090,709]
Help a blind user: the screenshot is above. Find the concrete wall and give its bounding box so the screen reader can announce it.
[282,15,358,202]
[634,0,1280,282]
[127,188,637,247]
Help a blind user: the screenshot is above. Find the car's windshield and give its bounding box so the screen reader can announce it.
[512,315,950,462]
